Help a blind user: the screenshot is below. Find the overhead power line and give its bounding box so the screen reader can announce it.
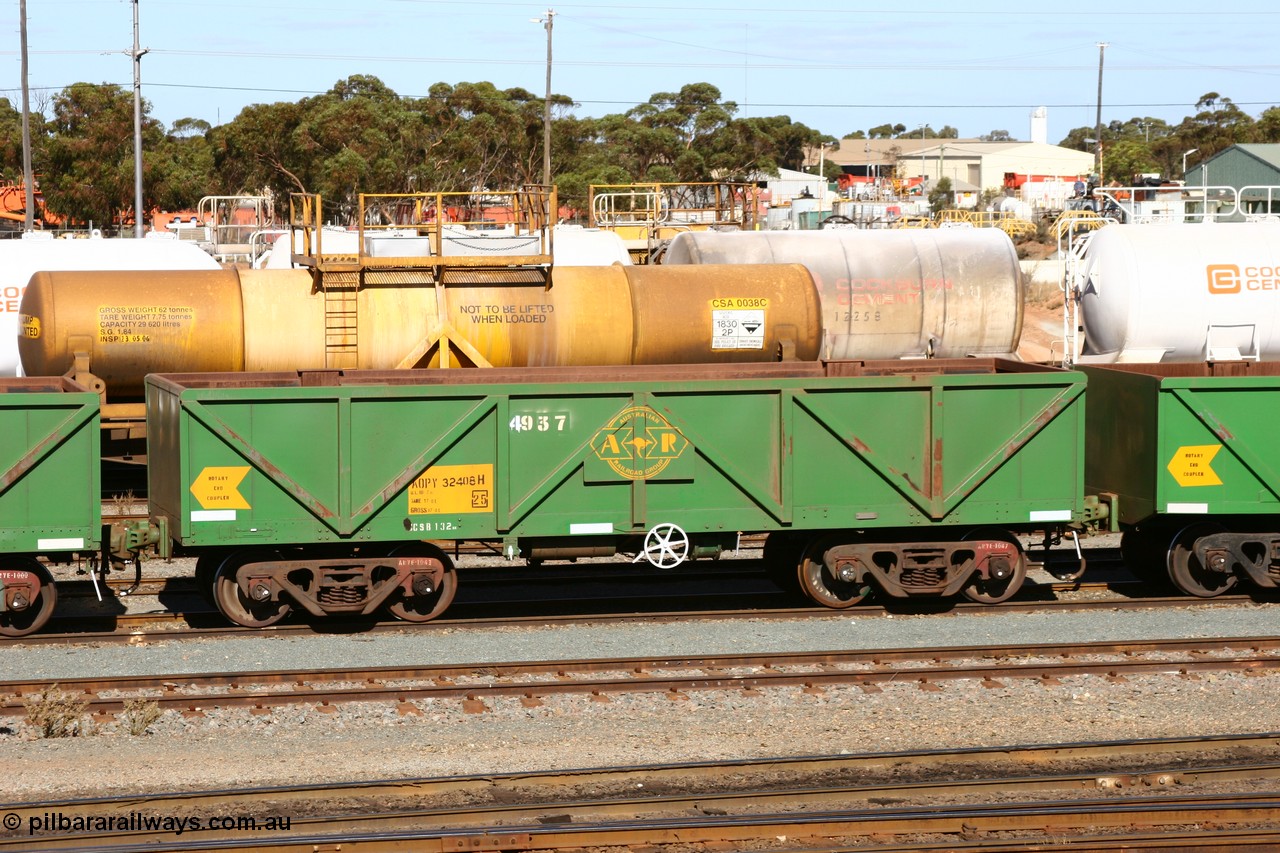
[2,79,1277,115]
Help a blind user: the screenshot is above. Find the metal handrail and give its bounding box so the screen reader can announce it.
[589,182,759,231]
[591,187,665,227]
[288,188,556,271]
[1089,183,1240,224]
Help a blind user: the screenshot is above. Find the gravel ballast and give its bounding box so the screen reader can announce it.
[4,602,1280,803]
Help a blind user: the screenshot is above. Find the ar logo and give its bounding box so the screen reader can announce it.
[590,405,689,480]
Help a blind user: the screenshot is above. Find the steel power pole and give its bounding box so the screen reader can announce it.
[541,9,555,187]
[131,0,148,237]
[1094,42,1107,183]
[20,0,34,232]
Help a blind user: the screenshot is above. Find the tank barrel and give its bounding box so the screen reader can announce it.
[18,264,824,397]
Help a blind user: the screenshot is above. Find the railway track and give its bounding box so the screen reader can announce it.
[10,797,1280,852]
[30,541,1273,648]
[20,584,1280,645]
[7,733,1280,851]
[4,635,1278,719]
[65,565,1133,601]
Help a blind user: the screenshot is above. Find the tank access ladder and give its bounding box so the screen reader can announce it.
[289,188,556,369]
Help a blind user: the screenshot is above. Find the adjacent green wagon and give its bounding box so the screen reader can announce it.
[147,359,1088,626]
[0,377,100,636]
[1083,362,1280,596]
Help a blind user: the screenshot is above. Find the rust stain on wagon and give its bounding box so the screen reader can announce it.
[219,423,337,519]
[932,439,944,498]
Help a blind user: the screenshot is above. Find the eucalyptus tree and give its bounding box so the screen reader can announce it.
[41,82,163,229]
[210,99,311,206]
[292,75,425,208]
[150,117,216,212]
[1174,92,1256,159]
[549,114,634,213]
[429,81,546,190]
[624,83,737,181]
[1257,107,1280,143]
[1101,139,1161,184]
[730,115,829,175]
[0,97,43,183]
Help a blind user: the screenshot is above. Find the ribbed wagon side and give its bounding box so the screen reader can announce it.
[0,377,100,636]
[146,360,1088,627]
[1084,362,1280,596]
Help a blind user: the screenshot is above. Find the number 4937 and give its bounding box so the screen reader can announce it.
[508,413,568,433]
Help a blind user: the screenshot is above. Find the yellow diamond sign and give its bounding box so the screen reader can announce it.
[190,466,251,509]
[1166,445,1223,487]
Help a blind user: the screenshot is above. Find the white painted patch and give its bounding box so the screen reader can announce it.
[1166,502,1210,514]
[1029,510,1072,522]
[569,522,614,535]
[37,537,84,550]
[192,510,237,522]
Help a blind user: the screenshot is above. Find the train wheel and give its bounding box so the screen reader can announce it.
[0,559,58,638]
[212,550,292,628]
[797,539,868,609]
[961,529,1027,604]
[385,543,458,623]
[1167,522,1237,598]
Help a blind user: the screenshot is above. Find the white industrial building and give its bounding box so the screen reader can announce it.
[822,138,1095,199]
[758,167,830,206]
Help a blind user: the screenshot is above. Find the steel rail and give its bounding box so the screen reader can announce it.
[3,636,1279,717]
[13,794,1280,852]
[60,573,1136,601]
[8,732,1276,819]
[22,590,1271,648]
[10,762,1280,851]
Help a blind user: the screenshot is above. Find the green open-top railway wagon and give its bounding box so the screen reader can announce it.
[0,378,100,636]
[145,359,1090,628]
[1084,362,1280,597]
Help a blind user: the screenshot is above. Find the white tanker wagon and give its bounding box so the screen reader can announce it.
[1073,222,1280,364]
[0,237,221,377]
[662,228,1024,361]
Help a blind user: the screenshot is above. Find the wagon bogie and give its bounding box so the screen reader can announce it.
[382,542,457,623]
[212,549,293,628]
[1166,521,1238,598]
[0,559,58,638]
[207,544,455,628]
[1187,528,1280,592]
[789,528,1027,608]
[1124,517,1279,598]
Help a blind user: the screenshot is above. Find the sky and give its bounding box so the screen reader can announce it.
[4,0,1279,148]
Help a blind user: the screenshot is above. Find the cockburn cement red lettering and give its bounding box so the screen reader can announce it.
[832,277,953,306]
[1,284,23,313]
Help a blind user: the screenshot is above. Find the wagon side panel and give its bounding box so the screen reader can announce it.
[0,378,101,553]
[789,371,1086,528]
[1081,365,1160,526]
[1155,378,1280,516]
